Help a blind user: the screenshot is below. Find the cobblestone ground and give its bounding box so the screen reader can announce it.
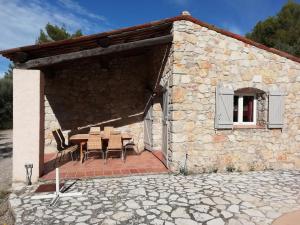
[10,170,300,225]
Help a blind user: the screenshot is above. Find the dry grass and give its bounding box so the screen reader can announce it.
[0,190,10,203]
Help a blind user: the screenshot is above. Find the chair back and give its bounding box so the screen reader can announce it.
[52,130,64,151]
[87,134,102,150]
[89,127,101,135]
[57,128,67,148]
[104,126,114,136]
[108,134,122,150]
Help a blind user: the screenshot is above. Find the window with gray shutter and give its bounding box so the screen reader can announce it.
[215,85,234,129]
[268,89,284,129]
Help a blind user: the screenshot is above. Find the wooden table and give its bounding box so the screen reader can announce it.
[69,133,132,163]
[69,134,89,163]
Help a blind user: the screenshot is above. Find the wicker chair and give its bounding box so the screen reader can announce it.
[52,130,78,163]
[85,134,104,160]
[104,126,114,137]
[89,126,101,135]
[106,134,124,164]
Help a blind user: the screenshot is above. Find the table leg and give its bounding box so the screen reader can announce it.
[80,142,84,163]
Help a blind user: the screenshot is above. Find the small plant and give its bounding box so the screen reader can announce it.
[208,166,218,173]
[179,166,188,176]
[212,168,218,173]
[226,165,236,172]
[0,190,10,203]
[179,153,189,176]
[249,165,255,171]
[264,165,274,171]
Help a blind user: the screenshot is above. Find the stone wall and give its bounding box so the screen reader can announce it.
[44,46,168,153]
[169,20,300,172]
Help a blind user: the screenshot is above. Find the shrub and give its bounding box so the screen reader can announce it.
[226,165,236,172]
[0,75,12,129]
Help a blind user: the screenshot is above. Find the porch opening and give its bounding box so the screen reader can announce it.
[42,44,171,179]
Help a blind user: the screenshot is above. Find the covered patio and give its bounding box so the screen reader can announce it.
[2,20,173,183]
[42,151,167,180]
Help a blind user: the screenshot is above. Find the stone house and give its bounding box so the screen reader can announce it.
[1,13,300,183]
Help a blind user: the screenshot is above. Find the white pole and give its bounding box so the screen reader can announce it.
[31,167,83,206]
[56,168,59,194]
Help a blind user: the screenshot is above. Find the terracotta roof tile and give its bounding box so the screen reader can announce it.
[1,15,299,64]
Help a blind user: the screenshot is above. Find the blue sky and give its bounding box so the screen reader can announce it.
[0,0,299,77]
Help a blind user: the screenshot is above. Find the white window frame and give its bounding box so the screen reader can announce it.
[233,94,257,125]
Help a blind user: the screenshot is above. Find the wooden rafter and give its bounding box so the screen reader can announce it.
[17,35,173,69]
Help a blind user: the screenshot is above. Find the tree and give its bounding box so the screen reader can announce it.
[246,0,300,57]
[0,23,83,129]
[0,76,12,129]
[3,63,13,80]
[36,23,82,43]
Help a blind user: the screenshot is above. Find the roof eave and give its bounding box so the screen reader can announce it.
[1,14,300,64]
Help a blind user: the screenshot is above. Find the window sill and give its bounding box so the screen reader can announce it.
[233,125,266,129]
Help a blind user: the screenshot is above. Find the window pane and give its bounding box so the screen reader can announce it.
[233,96,239,122]
[243,96,254,122]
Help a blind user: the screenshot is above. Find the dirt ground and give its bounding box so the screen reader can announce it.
[0,130,14,224]
[0,129,12,191]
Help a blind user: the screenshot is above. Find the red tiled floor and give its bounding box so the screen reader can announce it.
[41,150,168,180]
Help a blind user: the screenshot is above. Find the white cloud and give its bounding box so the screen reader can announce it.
[58,0,106,22]
[0,0,110,50]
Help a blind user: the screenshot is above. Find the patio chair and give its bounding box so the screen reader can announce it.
[123,131,142,156]
[89,126,101,135]
[52,130,78,163]
[57,128,70,148]
[123,140,136,158]
[106,134,124,164]
[104,126,114,137]
[85,134,104,160]
[57,128,80,160]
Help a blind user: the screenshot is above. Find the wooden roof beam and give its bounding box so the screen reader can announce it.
[16,34,173,69]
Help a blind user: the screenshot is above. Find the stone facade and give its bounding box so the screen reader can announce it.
[43,19,300,173]
[168,20,300,173]
[44,46,168,153]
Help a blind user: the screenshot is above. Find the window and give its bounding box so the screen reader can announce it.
[233,94,257,125]
[215,86,284,130]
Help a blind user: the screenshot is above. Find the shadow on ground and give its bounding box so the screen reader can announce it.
[0,130,12,158]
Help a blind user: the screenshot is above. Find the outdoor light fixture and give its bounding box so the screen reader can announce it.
[25,163,33,185]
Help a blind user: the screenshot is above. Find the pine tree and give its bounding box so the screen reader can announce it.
[0,23,83,129]
[246,1,300,57]
[36,23,82,43]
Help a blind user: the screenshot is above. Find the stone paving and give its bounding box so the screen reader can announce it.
[10,170,300,225]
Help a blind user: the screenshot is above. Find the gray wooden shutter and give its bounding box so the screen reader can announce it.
[268,89,284,129]
[215,85,234,129]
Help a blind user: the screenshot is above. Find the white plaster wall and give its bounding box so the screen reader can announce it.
[13,69,44,183]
